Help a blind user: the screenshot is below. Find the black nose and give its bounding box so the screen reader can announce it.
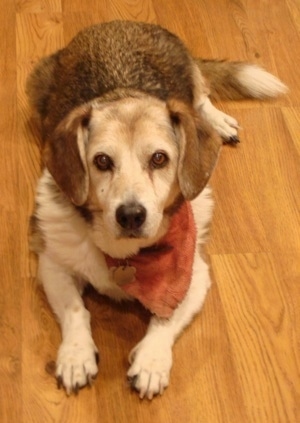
[116,204,147,230]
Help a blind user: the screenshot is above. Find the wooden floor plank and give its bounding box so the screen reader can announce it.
[0,0,23,421]
[211,252,300,423]
[16,0,62,14]
[208,106,300,255]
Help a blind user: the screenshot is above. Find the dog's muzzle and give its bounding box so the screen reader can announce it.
[116,203,147,237]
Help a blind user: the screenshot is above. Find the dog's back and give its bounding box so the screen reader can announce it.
[27,20,287,138]
[27,21,196,134]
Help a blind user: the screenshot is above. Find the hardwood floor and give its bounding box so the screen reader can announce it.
[1,1,299,422]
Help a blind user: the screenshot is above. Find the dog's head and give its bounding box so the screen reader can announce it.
[44,95,221,251]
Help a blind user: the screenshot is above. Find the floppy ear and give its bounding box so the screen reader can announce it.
[167,99,222,200]
[43,104,91,206]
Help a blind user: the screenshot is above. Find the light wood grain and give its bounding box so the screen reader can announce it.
[0,0,299,422]
[207,106,300,254]
[0,1,22,422]
[211,252,300,423]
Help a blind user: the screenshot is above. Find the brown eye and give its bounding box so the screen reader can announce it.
[151,151,169,169]
[94,154,113,171]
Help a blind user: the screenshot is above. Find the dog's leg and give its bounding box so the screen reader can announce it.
[39,253,99,394]
[198,96,240,143]
[192,63,239,143]
[127,252,211,400]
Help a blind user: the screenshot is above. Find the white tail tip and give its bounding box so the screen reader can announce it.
[237,64,288,98]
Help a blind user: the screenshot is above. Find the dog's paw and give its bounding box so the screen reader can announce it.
[201,100,240,141]
[209,110,239,140]
[56,338,99,395]
[127,337,173,400]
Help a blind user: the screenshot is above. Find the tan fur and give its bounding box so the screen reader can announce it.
[42,93,221,208]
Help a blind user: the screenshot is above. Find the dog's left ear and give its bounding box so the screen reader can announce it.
[43,104,91,206]
[167,99,222,200]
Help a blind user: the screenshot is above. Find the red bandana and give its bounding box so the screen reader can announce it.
[104,201,196,318]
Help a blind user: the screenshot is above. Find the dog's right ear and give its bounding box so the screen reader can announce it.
[43,104,92,206]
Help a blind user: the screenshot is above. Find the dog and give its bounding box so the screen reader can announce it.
[27,20,287,399]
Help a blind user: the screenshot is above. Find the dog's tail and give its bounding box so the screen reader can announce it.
[195,59,288,100]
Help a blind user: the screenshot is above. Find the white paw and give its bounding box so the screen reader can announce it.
[127,338,173,400]
[206,110,239,139]
[201,99,240,141]
[56,337,99,395]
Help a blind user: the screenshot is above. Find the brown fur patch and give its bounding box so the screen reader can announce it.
[195,59,252,100]
[167,99,222,200]
[28,21,196,136]
[75,205,94,224]
[164,193,185,216]
[43,104,91,206]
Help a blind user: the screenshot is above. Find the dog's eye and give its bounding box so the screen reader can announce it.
[94,154,113,171]
[150,151,169,169]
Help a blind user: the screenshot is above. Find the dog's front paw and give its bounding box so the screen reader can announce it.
[56,338,99,395]
[127,337,173,400]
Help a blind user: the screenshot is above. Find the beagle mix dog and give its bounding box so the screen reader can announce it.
[27,20,287,399]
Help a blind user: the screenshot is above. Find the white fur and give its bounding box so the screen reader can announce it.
[237,64,288,98]
[200,97,239,139]
[36,171,213,398]
[40,254,99,394]
[36,170,129,301]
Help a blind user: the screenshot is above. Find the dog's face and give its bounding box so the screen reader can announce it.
[44,95,222,253]
[87,98,180,241]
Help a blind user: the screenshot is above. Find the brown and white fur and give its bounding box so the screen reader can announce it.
[27,21,287,399]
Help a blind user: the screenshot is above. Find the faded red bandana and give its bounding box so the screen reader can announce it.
[104,201,196,318]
